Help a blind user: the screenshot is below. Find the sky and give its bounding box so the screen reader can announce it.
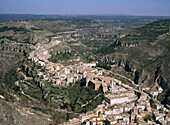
[0,0,170,16]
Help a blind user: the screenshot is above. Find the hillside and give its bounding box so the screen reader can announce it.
[0,18,170,124]
[95,19,170,106]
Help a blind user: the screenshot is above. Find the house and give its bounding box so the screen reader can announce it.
[66,76,74,84]
[138,94,147,101]
[105,109,113,115]
[97,71,103,76]
[106,117,117,125]
[115,114,123,120]
[136,104,145,110]
[110,84,127,93]
[99,76,113,85]
[122,114,130,124]
[82,115,103,125]
[150,82,163,98]
[136,114,142,119]
[154,103,162,110]
[94,107,103,114]
[131,107,138,115]
[81,112,98,123]
[124,106,132,113]
[53,79,62,86]
[99,114,106,120]
[164,113,170,124]
[38,61,45,66]
[68,118,81,125]
[112,106,124,114]
[104,91,137,106]
[159,119,168,125]
[85,74,98,86]
[54,64,62,71]
[88,80,108,93]
[130,114,135,123]
[155,114,165,121]
[136,118,146,124]
[32,57,39,62]
[61,68,70,74]
[152,109,159,116]
[45,62,54,71]
[90,119,103,125]
[146,106,152,112]
[139,110,147,118]
[83,63,96,68]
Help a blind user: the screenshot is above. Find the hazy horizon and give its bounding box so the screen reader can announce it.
[1,0,170,16]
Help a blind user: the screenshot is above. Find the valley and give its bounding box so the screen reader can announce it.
[0,16,170,124]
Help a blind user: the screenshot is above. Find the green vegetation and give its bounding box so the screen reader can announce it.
[119,19,170,42]
[4,68,18,88]
[0,26,28,33]
[0,36,33,44]
[67,82,103,113]
[1,17,170,124]
[31,27,43,31]
[149,99,155,106]
[48,51,78,63]
[96,62,111,70]
[29,19,101,33]
[0,36,18,42]
[94,43,116,55]
[22,80,43,101]
[94,19,170,56]
[43,81,103,113]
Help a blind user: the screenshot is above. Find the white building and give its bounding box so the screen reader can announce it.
[104,91,137,106]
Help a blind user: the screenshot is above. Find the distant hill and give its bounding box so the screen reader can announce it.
[0,14,170,22]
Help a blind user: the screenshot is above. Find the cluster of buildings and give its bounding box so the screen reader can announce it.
[26,38,169,125]
[142,82,163,99]
[79,93,169,125]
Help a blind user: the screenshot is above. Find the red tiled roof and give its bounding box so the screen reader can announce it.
[84,119,89,122]
[100,76,112,84]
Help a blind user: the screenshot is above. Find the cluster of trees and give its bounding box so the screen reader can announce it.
[48,51,77,63]
[67,82,103,113]
[0,36,18,42]
[96,62,111,70]
[119,19,170,43]
[4,68,18,88]
[0,26,28,33]
[94,43,116,55]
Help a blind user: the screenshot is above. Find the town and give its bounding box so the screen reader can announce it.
[15,37,169,125]
[1,0,170,124]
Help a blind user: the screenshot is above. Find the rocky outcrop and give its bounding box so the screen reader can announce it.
[0,43,27,55]
[0,99,53,125]
[154,63,170,106]
[114,40,139,47]
[102,54,136,73]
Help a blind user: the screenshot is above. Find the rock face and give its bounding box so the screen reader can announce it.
[114,39,139,48]
[0,99,53,125]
